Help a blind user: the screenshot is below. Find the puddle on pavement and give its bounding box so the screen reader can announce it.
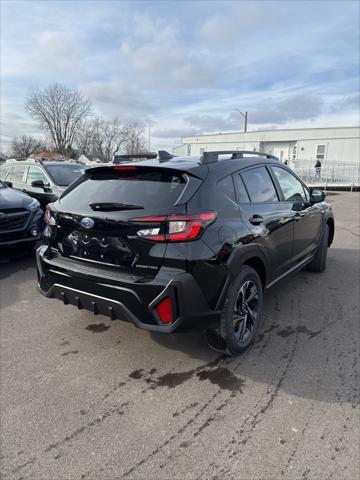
[196,367,245,392]
[85,323,110,333]
[129,362,245,393]
[277,325,321,338]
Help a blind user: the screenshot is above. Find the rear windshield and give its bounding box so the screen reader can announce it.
[60,168,187,210]
[46,164,87,186]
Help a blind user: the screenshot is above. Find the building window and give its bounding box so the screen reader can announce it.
[316,144,326,160]
[200,148,205,154]
[292,145,297,161]
[187,144,191,156]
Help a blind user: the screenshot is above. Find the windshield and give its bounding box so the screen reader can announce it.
[46,164,86,186]
[60,168,187,211]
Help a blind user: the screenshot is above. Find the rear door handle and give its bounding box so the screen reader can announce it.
[249,214,264,225]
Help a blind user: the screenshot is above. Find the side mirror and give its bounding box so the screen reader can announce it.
[310,189,325,204]
[4,180,13,188]
[292,201,306,212]
[31,180,46,188]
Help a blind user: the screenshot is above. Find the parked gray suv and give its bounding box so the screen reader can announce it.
[0,159,86,209]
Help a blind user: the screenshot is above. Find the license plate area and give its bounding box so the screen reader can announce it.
[61,230,135,267]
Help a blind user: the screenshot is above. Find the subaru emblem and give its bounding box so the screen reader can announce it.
[80,217,95,229]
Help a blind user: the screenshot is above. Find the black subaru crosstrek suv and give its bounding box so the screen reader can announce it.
[37,151,334,355]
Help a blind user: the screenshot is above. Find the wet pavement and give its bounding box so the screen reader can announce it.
[0,192,359,480]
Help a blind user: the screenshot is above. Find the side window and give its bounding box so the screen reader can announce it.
[272,166,307,202]
[0,167,11,180]
[241,167,278,203]
[234,174,250,203]
[8,166,26,183]
[26,166,49,185]
[217,175,236,202]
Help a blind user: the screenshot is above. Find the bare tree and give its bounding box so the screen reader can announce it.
[91,118,130,162]
[74,119,98,157]
[75,118,148,162]
[25,83,92,155]
[9,135,46,158]
[76,117,130,162]
[123,124,147,155]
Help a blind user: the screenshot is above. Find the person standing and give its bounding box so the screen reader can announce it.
[315,159,322,180]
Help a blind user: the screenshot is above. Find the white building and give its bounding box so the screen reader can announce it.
[173,126,360,169]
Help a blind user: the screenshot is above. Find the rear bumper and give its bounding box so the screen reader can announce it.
[36,246,220,333]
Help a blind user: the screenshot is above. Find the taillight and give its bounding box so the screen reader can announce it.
[44,203,57,226]
[131,212,216,242]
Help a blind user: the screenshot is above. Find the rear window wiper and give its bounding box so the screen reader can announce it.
[89,202,144,211]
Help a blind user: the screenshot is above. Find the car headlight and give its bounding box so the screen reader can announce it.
[28,198,40,210]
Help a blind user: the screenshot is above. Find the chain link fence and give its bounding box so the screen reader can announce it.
[293,159,360,189]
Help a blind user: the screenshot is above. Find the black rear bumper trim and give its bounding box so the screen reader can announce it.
[38,283,184,332]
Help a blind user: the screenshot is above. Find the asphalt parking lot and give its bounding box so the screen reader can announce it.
[1,192,359,480]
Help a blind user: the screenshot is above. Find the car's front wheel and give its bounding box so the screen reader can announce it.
[219,266,263,355]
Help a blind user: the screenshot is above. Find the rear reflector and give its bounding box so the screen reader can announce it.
[154,297,173,324]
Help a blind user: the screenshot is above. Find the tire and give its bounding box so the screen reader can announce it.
[219,266,263,356]
[307,224,329,273]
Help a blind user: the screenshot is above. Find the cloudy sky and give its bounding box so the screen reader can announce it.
[1,0,359,152]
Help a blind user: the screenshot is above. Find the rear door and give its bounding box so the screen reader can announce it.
[271,165,323,261]
[51,166,192,278]
[234,165,294,280]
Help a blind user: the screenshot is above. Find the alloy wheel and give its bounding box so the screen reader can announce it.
[233,280,259,343]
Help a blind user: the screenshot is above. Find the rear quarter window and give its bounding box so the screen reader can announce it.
[217,175,236,202]
[234,174,250,203]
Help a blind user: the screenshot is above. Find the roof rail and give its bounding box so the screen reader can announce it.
[113,152,157,164]
[5,157,43,164]
[199,150,278,165]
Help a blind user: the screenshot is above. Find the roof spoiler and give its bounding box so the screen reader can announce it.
[199,150,279,165]
[113,151,176,165]
[113,152,158,164]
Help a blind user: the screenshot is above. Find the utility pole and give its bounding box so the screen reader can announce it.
[235,109,248,132]
[148,124,151,151]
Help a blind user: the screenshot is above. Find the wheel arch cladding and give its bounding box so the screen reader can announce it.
[243,257,266,288]
[327,218,334,246]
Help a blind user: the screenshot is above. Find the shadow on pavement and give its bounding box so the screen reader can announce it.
[0,248,37,309]
[144,247,358,405]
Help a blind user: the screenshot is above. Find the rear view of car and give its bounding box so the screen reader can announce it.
[37,162,217,332]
